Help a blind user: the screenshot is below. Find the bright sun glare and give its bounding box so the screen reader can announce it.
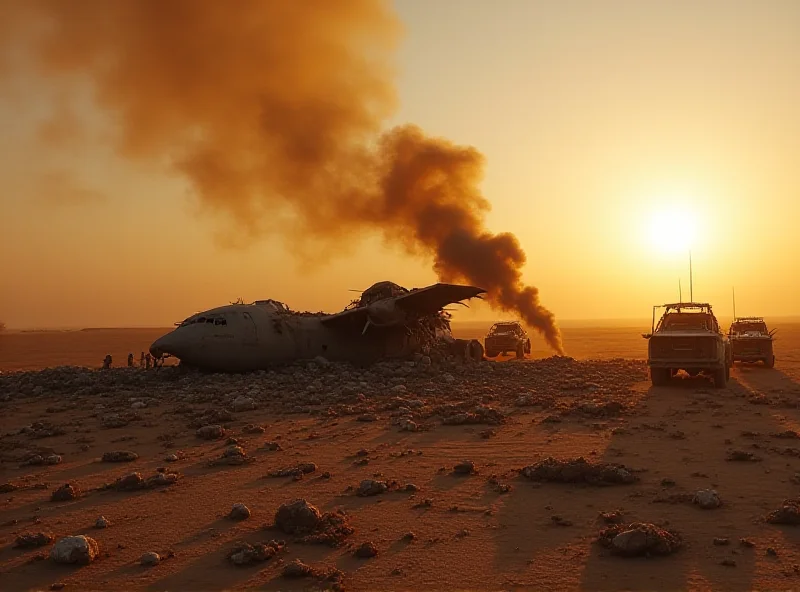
[646,208,697,254]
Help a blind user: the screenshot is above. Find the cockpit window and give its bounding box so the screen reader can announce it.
[214,318,227,325]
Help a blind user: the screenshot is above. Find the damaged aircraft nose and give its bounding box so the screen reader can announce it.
[149,332,183,360]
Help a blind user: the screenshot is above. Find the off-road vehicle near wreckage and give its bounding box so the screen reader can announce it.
[643,302,732,388]
[728,316,776,368]
[484,321,532,359]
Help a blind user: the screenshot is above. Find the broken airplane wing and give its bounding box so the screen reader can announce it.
[321,282,486,334]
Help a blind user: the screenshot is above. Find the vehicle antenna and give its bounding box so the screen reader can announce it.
[678,279,682,303]
[732,286,736,320]
[689,250,693,302]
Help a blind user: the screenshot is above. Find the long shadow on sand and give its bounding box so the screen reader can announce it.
[573,369,800,591]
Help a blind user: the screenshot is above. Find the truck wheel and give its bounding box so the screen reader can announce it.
[525,339,531,354]
[713,367,727,389]
[515,343,525,359]
[650,368,669,386]
[485,350,498,358]
[764,355,775,368]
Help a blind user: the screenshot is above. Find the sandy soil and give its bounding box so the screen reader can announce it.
[1,324,799,591]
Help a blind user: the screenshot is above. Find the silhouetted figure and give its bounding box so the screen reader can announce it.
[145,353,152,369]
[127,353,134,367]
[102,354,112,369]
[139,352,145,368]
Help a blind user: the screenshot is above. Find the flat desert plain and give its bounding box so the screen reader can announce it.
[0,321,799,591]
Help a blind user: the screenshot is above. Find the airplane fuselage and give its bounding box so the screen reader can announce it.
[149,303,441,372]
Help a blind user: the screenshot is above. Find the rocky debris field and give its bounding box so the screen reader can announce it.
[1,355,800,590]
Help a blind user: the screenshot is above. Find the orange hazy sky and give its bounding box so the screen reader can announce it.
[1,0,799,330]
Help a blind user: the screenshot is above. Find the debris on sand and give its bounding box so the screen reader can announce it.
[282,559,344,586]
[228,540,285,566]
[726,450,761,462]
[95,516,110,529]
[267,463,317,478]
[766,499,800,525]
[196,425,226,440]
[355,541,378,558]
[102,451,139,462]
[22,453,62,466]
[51,483,80,502]
[14,532,54,548]
[165,451,186,462]
[599,510,624,524]
[50,535,100,565]
[693,489,723,509]
[273,499,354,547]
[453,460,476,475]
[440,404,504,426]
[0,482,19,493]
[233,395,255,412]
[358,479,390,496]
[102,413,135,429]
[229,503,251,520]
[104,471,179,491]
[140,552,160,567]
[21,421,66,439]
[209,445,253,466]
[263,441,283,451]
[598,523,682,557]
[521,457,638,485]
[773,430,800,439]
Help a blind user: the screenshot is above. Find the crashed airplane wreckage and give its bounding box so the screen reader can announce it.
[149,282,487,372]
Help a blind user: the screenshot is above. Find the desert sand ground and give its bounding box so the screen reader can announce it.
[1,323,799,591]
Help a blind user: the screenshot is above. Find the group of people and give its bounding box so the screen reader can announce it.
[102,351,162,370]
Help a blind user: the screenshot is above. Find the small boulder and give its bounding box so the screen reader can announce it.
[95,516,110,529]
[50,535,99,565]
[229,503,251,520]
[140,552,160,567]
[355,541,378,558]
[693,489,722,509]
[196,425,225,440]
[453,460,476,475]
[14,532,54,548]
[233,396,255,412]
[102,451,139,463]
[357,479,388,496]
[274,499,322,534]
[51,483,80,502]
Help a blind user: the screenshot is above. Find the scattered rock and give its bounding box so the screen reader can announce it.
[453,460,476,475]
[274,499,323,534]
[720,558,737,567]
[521,457,638,485]
[196,425,226,440]
[766,499,800,525]
[14,532,54,548]
[268,463,317,478]
[726,450,761,462]
[355,541,378,558]
[693,489,722,509]
[229,503,251,520]
[51,483,80,502]
[598,523,681,557]
[50,536,99,565]
[358,479,389,496]
[713,538,730,546]
[95,516,110,529]
[233,396,255,412]
[140,552,160,567]
[228,540,284,566]
[263,441,283,451]
[102,451,139,462]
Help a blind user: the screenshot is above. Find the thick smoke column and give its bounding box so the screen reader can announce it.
[0,0,564,353]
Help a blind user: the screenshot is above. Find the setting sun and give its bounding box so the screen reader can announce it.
[646,207,697,255]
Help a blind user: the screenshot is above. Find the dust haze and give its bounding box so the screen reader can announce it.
[0,0,563,353]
